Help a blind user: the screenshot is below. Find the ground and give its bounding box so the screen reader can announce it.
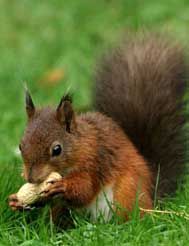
[0,0,189,245]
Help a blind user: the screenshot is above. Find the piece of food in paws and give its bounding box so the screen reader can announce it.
[16,172,62,207]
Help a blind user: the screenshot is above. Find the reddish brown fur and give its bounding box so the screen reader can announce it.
[9,34,188,223]
[113,141,153,219]
[10,107,153,219]
[45,113,153,213]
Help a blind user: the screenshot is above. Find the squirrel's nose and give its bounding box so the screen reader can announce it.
[28,175,35,184]
[27,173,42,184]
[27,165,35,183]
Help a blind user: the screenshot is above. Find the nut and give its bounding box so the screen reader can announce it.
[16,172,62,206]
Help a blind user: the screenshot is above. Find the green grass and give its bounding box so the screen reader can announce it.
[0,0,189,245]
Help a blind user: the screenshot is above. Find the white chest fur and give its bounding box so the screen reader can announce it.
[86,186,114,222]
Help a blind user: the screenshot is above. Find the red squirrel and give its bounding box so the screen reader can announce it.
[9,34,188,222]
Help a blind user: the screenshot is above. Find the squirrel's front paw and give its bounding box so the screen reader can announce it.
[9,193,28,211]
[42,180,66,198]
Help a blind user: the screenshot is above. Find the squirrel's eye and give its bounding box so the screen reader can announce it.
[52,144,62,157]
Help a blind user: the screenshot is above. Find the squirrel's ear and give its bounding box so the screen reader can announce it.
[25,90,35,118]
[56,94,77,133]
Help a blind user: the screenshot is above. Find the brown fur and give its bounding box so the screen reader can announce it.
[9,34,188,223]
[95,34,189,197]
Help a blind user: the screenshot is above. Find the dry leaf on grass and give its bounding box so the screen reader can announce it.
[38,68,65,87]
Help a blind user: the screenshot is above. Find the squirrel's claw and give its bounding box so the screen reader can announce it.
[43,180,66,198]
[9,193,26,211]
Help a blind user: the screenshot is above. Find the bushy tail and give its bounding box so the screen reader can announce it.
[95,34,189,197]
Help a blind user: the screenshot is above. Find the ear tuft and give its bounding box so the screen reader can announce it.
[57,93,73,109]
[62,93,73,103]
[56,93,76,132]
[25,89,35,118]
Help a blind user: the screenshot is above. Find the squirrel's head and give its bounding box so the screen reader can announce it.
[19,91,78,183]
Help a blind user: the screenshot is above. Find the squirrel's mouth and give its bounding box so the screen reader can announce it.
[22,161,64,184]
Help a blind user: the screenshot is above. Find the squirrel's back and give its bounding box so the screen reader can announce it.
[95,34,189,197]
